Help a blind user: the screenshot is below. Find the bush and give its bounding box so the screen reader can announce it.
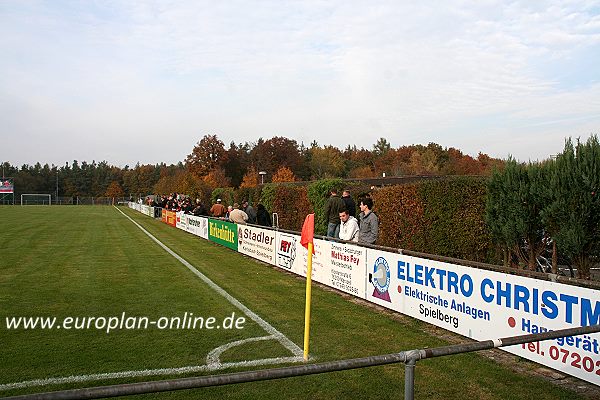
[211,187,235,206]
[259,183,277,213]
[272,185,312,230]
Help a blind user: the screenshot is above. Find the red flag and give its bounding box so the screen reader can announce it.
[300,213,315,253]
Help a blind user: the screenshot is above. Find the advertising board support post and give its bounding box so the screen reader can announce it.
[300,214,315,361]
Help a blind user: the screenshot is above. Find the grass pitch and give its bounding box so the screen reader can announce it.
[0,206,586,399]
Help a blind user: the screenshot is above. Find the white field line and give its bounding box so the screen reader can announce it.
[0,356,305,392]
[206,335,276,368]
[114,206,302,357]
[0,208,304,392]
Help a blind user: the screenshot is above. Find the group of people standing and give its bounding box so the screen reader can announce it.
[149,189,377,243]
[324,189,379,244]
[209,198,272,227]
[209,188,378,243]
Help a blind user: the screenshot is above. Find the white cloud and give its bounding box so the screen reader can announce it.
[0,1,599,166]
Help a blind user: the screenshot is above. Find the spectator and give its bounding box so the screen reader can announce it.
[210,198,226,217]
[166,195,178,211]
[342,189,356,217]
[339,209,359,242]
[256,204,272,227]
[228,203,248,224]
[182,198,193,213]
[192,199,208,216]
[242,200,257,224]
[358,197,379,244]
[324,188,345,238]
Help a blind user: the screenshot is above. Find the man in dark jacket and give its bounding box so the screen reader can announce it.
[256,204,272,227]
[242,200,257,224]
[192,199,208,216]
[324,188,345,238]
[358,197,379,244]
[342,189,356,217]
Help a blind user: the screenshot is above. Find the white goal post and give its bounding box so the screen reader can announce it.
[21,194,52,205]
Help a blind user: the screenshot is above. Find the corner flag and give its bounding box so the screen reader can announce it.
[301,213,315,361]
[300,213,315,253]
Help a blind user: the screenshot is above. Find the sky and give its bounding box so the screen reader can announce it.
[1,1,600,168]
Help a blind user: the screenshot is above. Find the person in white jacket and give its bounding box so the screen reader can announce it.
[338,209,359,242]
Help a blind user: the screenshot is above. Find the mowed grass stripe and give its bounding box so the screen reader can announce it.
[0,207,291,396]
[120,207,585,400]
[114,206,302,357]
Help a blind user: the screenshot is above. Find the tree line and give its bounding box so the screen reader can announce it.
[3,134,597,279]
[1,136,503,199]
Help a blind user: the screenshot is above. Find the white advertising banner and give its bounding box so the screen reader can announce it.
[274,233,367,298]
[274,232,326,278]
[176,211,187,230]
[140,204,153,217]
[292,238,328,280]
[275,232,301,274]
[183,215,209,239]
[321,241,367,297]
[237,225,277,265]
[365,250,600,385]
[128,202,142,212]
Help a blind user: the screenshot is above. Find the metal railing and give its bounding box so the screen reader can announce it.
[5,324,599,400]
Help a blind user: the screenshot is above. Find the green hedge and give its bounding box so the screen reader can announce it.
[373,184,426,250]
[371,177,495,263]
[211,177,495,263]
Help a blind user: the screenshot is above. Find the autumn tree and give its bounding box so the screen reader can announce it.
[477,152,504,175]
[240,165,259,188]
[373,148,412,176]
[309,145,345,179]
[344,145,375,176]
[104,181,124,197]
[224,141,251,187]
[123,164,159,195]
[348,165,377,178]
[203,167,232,189]
[171,170,209,198]
[153,175,172,195]
[250,136,302,176]
[272,166,296,182]
[441,148,477,175]
[185,134,227,176]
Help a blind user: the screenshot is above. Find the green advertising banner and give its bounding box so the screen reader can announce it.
[208,220,238,251]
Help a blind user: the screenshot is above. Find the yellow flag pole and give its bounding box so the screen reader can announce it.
[303,241,314,361]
